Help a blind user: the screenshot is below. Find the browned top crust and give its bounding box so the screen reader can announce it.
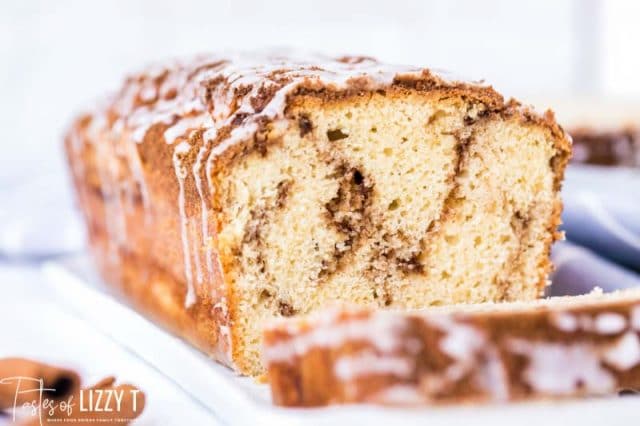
[71,51,569,154]
[66,51,572,230]
[68,52,571,215]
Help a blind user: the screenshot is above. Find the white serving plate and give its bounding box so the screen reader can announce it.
[43,255,640,426]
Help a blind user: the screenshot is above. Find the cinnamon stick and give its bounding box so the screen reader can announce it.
[0,358,80,411]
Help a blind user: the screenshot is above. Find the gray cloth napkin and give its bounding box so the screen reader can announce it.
[561,164,640,272]
[549,241,640,296]
[550,163,640,295]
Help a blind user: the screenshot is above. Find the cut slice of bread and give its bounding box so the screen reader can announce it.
[263,288,640,406]
[65,52,570,375]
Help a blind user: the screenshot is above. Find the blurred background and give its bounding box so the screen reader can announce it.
[3,0,639,258]
[1,0,640,184]
[1,1,639,423]
[0,0,639,284]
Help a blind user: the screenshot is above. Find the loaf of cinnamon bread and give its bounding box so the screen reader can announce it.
[570,126,640,167]
[533,97,640,167]
[264,289,640,406]
[65,52,571,376]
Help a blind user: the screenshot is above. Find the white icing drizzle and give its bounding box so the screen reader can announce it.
[421,315,509,401]
[193,139,214,282]
[425,315,486,381]
[119,114,152,233]
[163,113,208,145]
[476,347,510,402]
[551,311,628,335]
[508,339,616,396]
[138,84,157,103]
[67,126,86,184]
[190,219,203,286]
[631,305,640,330]
[550,312,579,332]
[594,312,627,334]
[83,116,116,265]
[334,351,414,381]
[111,51,434,156]
[173,141,196,307]
[203,127,218,204]
[603,331,640,371]
[262,313,409,363]
[438,317,484,360]
[214,300,233,364]
[123,133,151,218]
[93,125,128,263]
[74,113,151,270]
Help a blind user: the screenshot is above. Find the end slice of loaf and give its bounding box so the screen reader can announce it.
[65,52,570,376]
[264,289,640,406]
[531,97,640,167]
